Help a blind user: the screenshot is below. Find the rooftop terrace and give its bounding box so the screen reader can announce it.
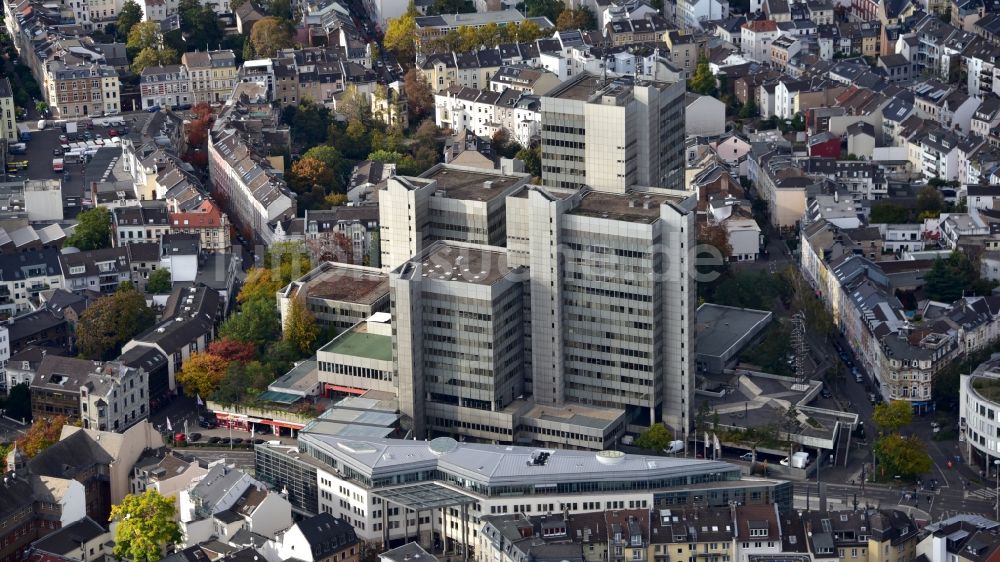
[320,321,393,361]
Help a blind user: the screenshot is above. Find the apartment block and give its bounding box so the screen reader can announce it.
[139,64,190,110]
[169,199,231,252]
[182,50,238,104]
[0,77,15,143]
[539,73,685,193]
[43,60,120,119]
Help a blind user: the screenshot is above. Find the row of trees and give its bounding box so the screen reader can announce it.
[384,2,548,60]
[871,400,932,480]
[176,242,322,404]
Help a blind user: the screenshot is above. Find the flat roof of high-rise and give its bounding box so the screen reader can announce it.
[411,242,516,286]
[289,262,389,305]
[569,191,683,224]
[545,74,607,102]
[420,165,526,202]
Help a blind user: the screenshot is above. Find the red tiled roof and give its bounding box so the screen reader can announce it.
[169,200,224,228]
[742,19,779,32]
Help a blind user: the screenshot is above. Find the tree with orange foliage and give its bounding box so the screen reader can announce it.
[191,102,213,121]
[207,338,257,363]
[176,352,231,399]
[17,415,68,458]
[290,157,333,193]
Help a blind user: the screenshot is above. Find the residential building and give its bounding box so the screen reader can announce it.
[43,60,120,119]
[59,247,132,294]
[303,207,380,267]
[168,199,231,252]
[261,513,360,562]
[686,93,726,136]
[140,64,190,109]
[0,77,15,143]
[0,249,65,316]
[30,355,97,423]
[24,517,112,562]
[121,284,221,391]
[539,73,686,192]
[742,20,781,63]
[0,325,7,392]
[79,360,149,432]
[131,449,211,503]
[112,203,172,246]
[182,50,238,104]
[208,127,295,245]
[677,0,729,29]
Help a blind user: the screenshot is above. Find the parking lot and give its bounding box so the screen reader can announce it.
[6,116,138,212]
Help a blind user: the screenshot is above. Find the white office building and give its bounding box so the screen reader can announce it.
[539,73,686,193]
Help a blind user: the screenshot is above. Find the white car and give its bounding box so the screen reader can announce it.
[780,457,790,466]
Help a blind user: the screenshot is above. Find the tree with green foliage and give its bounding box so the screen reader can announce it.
[873,434,932,480]
[131,46,179,74]
[116,0,142,41]
[516,144,541,178]
[916,185,945,217]
[688,57,717,96]
[555,7,596,30]
[249,16,294,58]
[384,6,418,61]
[6,383,31,422]
[66,207,112,250]
[284,295,320,354]
[219,297,281,350]
[869,201,910,224]
[127,20,161,51]
[286,100,332,147]
[110,489,181,562]
[146,269,172,294]
[872,400,913,435]
[525,0,564,22]
[77,285,156,360]
[429,0,474,14]
[634,423,674,452]
[267,0,293,19]
[35,101,47,114]
[923,250,997,302]
[178,0,223,49]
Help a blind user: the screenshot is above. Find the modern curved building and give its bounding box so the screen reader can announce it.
[256,435,791,554]
[961,358,1000,466]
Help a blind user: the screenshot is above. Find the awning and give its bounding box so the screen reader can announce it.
[325,384,366,396]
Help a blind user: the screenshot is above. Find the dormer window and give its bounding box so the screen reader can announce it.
[750,528,768,537]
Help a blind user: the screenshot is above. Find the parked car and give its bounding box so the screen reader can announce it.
[108,128,119,137]
[740,452,754,461]
[199,418,217,429]
[147,105,161,113]
[868,392,877,404]
[58,134,67,143]
[188,432,202,442]
[52,148,62,156]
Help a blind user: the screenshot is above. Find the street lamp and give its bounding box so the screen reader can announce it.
[994,459,999,521]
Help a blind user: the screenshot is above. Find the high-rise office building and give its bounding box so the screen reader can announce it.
[507,185,696,431]
[377,164,530,271]
[539,73,686,193]
[391,240,528,440]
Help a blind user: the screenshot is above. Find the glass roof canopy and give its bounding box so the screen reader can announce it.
[374,482,475,510]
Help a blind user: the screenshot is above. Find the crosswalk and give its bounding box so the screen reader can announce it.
[966,488,998,501]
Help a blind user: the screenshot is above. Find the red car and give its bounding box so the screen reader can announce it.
[108,128,119,137]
